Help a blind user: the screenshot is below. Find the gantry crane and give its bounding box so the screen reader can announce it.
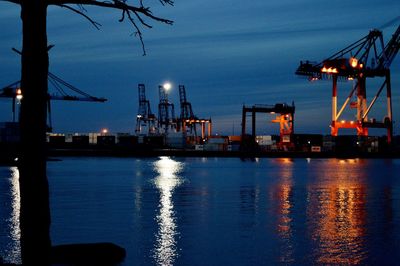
[178,85,212,139]
[158,84,176,134]
[296,24,400,144]
[0,72,106,131]
[241,103,295,148]
[135,84,157,135]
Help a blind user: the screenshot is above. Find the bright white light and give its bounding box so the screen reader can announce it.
[163,82,172,91]
[152,157,184,266]
[6,167,21,264]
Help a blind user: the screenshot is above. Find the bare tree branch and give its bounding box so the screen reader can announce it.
[47,0,173,25]
[126,11,146,55]
[132,10,152,28]
[46,0,173,55]
[1,0,173,54]
[159,0,174,6]
[57,4,102,30]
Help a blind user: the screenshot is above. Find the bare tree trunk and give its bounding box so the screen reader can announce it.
[19,1,51,265]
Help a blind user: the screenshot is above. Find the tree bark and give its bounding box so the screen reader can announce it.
[19,1,51,265]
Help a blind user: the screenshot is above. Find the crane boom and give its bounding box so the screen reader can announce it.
[0,73,107,102]
[296,25,400,79]
[0,73,107,131]
[379,25,400,69]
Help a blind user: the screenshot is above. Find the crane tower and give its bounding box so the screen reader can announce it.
[158,84,176,134]
[178,85,212,139]
[135,84,157,135]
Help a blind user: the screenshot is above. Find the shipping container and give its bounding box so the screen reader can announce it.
[89,133,101,144]
[228,135,241,142]
[97,135,116,146]
[195,145,204,151]
[203,143,226,151]
[311,146,321,152]
[207,137,228,144]
[143,136,164,147]
[72,135,89,146]
[118,135,138,146]
[49,135,65,145]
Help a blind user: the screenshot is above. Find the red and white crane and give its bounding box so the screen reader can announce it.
[296,23,399,143]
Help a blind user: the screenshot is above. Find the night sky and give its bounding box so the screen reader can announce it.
[0,0,399,136]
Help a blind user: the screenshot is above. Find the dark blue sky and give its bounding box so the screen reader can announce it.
[0,0,399,135]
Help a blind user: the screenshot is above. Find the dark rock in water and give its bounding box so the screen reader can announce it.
[51,242,126,266]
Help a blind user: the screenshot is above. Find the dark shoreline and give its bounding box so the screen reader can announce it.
[1,145,400,166]
[46,148,400,159]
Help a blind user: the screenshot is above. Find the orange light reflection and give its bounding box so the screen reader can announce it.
[306,159,367,264]
[269,158,294,263]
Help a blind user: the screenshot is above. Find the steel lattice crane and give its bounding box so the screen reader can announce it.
[135,84,157,135]
[0,72,106,131]
[158,84,176,134]
[178,85,212,139]
[179,85,196,135]
[296,24,400,143]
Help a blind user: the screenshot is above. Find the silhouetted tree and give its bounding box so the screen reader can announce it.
[1,0,173,265]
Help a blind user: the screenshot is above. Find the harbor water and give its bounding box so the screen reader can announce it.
[1,157,400,265]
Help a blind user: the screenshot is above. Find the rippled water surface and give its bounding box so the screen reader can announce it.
[1,157,400,265]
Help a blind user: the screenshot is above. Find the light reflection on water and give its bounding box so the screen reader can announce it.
[306,159,367,264]
[270,158,294,263]
[1,157,399,265]
[152,156,184,266]
[2,167,21,264]
[8,167,21,263]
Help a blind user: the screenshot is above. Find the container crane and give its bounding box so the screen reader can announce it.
[296,24,400,143]
[0,72,107,131]
[158,84,177,134]
[135,83,157,135]
[241,103,295,148]
[178,85,212,140]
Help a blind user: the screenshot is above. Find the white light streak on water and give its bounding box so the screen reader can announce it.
[152,156,184,266]
[6,167,21,264]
